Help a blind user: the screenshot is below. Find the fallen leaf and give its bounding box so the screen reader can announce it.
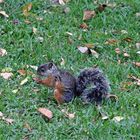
[115,48,121,54]
[60,57,65,66]
[0,48,7,56]
[36,37,44,43]
[24,20,31,24]
[67,113,75,119]
[113,116,124,122]
[136,13,140,17]
[123,52,130,57]
[80,23,88,29]
[84,43,94,49]
[0,111,3,117]
[0,0,4,3]
[107,3,116,8]
[24,122,32,131]
[29,65,38,70]
[77,46,89,54]
[32,27,37,34]
[102,115,109,120]
[136,51,140,55]
[136,43,140,49]
[105,39,118,45]
[4,118,14,124]
[0,72,13,79]
[22,3,32,17]
[59,0,65,5]
[123,37,133,42]
[20,77,28,85]
[133,62,140,67]
[65,32,73,36]
[90,49,99,58]
[0,11,9,18]
[38,108,53,120]
[17,69,26,76]
[121,30,128,34]
[83,10,96,20]
[96,4,107,13]
[12,89,19,93]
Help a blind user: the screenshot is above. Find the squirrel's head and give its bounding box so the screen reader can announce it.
[37,62,58,77]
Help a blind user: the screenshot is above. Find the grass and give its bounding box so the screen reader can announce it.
[0,0,140,139]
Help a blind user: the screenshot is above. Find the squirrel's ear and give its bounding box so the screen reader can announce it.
[48,62,53,68]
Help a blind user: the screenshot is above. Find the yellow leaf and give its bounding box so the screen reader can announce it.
[23,3,32,17]
[20,77,28,85]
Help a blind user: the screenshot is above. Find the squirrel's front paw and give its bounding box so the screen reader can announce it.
[33,77,42,83]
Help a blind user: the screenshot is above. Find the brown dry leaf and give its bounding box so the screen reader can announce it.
[115,48,121,54]
[24,122,32,131]
[113,116,124,122]
[0,48,7,56]
[80,23,88,29]
[0,0,4,3]
[123,37,133,42]
[24,20,31,24]
[18,69,26,76]
[83,10,96,20]
[20,77,28,85]
[0,72,13,80]
[133,62,140,67]
[123,52,130,57]
[59,0,65,5]
[23,3,32,17]
[38,108,53,120]
[136,43,140,49]
[77,46,89,54]
[32,27,37,34]
[96,4,107,13]
[105,39,118,45]
[85,43,94,49]
[0,11,9,18]
[90,49,99,58]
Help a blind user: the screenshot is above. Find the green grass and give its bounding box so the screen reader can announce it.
[0,0,140,139]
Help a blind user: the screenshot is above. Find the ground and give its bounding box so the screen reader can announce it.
[0,0,140,139]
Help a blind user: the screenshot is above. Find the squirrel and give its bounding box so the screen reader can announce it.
[34,62,117,104]
[34,62,77,104]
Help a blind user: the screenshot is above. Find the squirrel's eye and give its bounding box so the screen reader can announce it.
[40,68,45,73]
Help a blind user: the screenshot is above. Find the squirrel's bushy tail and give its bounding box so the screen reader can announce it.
[76,67,110,104]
